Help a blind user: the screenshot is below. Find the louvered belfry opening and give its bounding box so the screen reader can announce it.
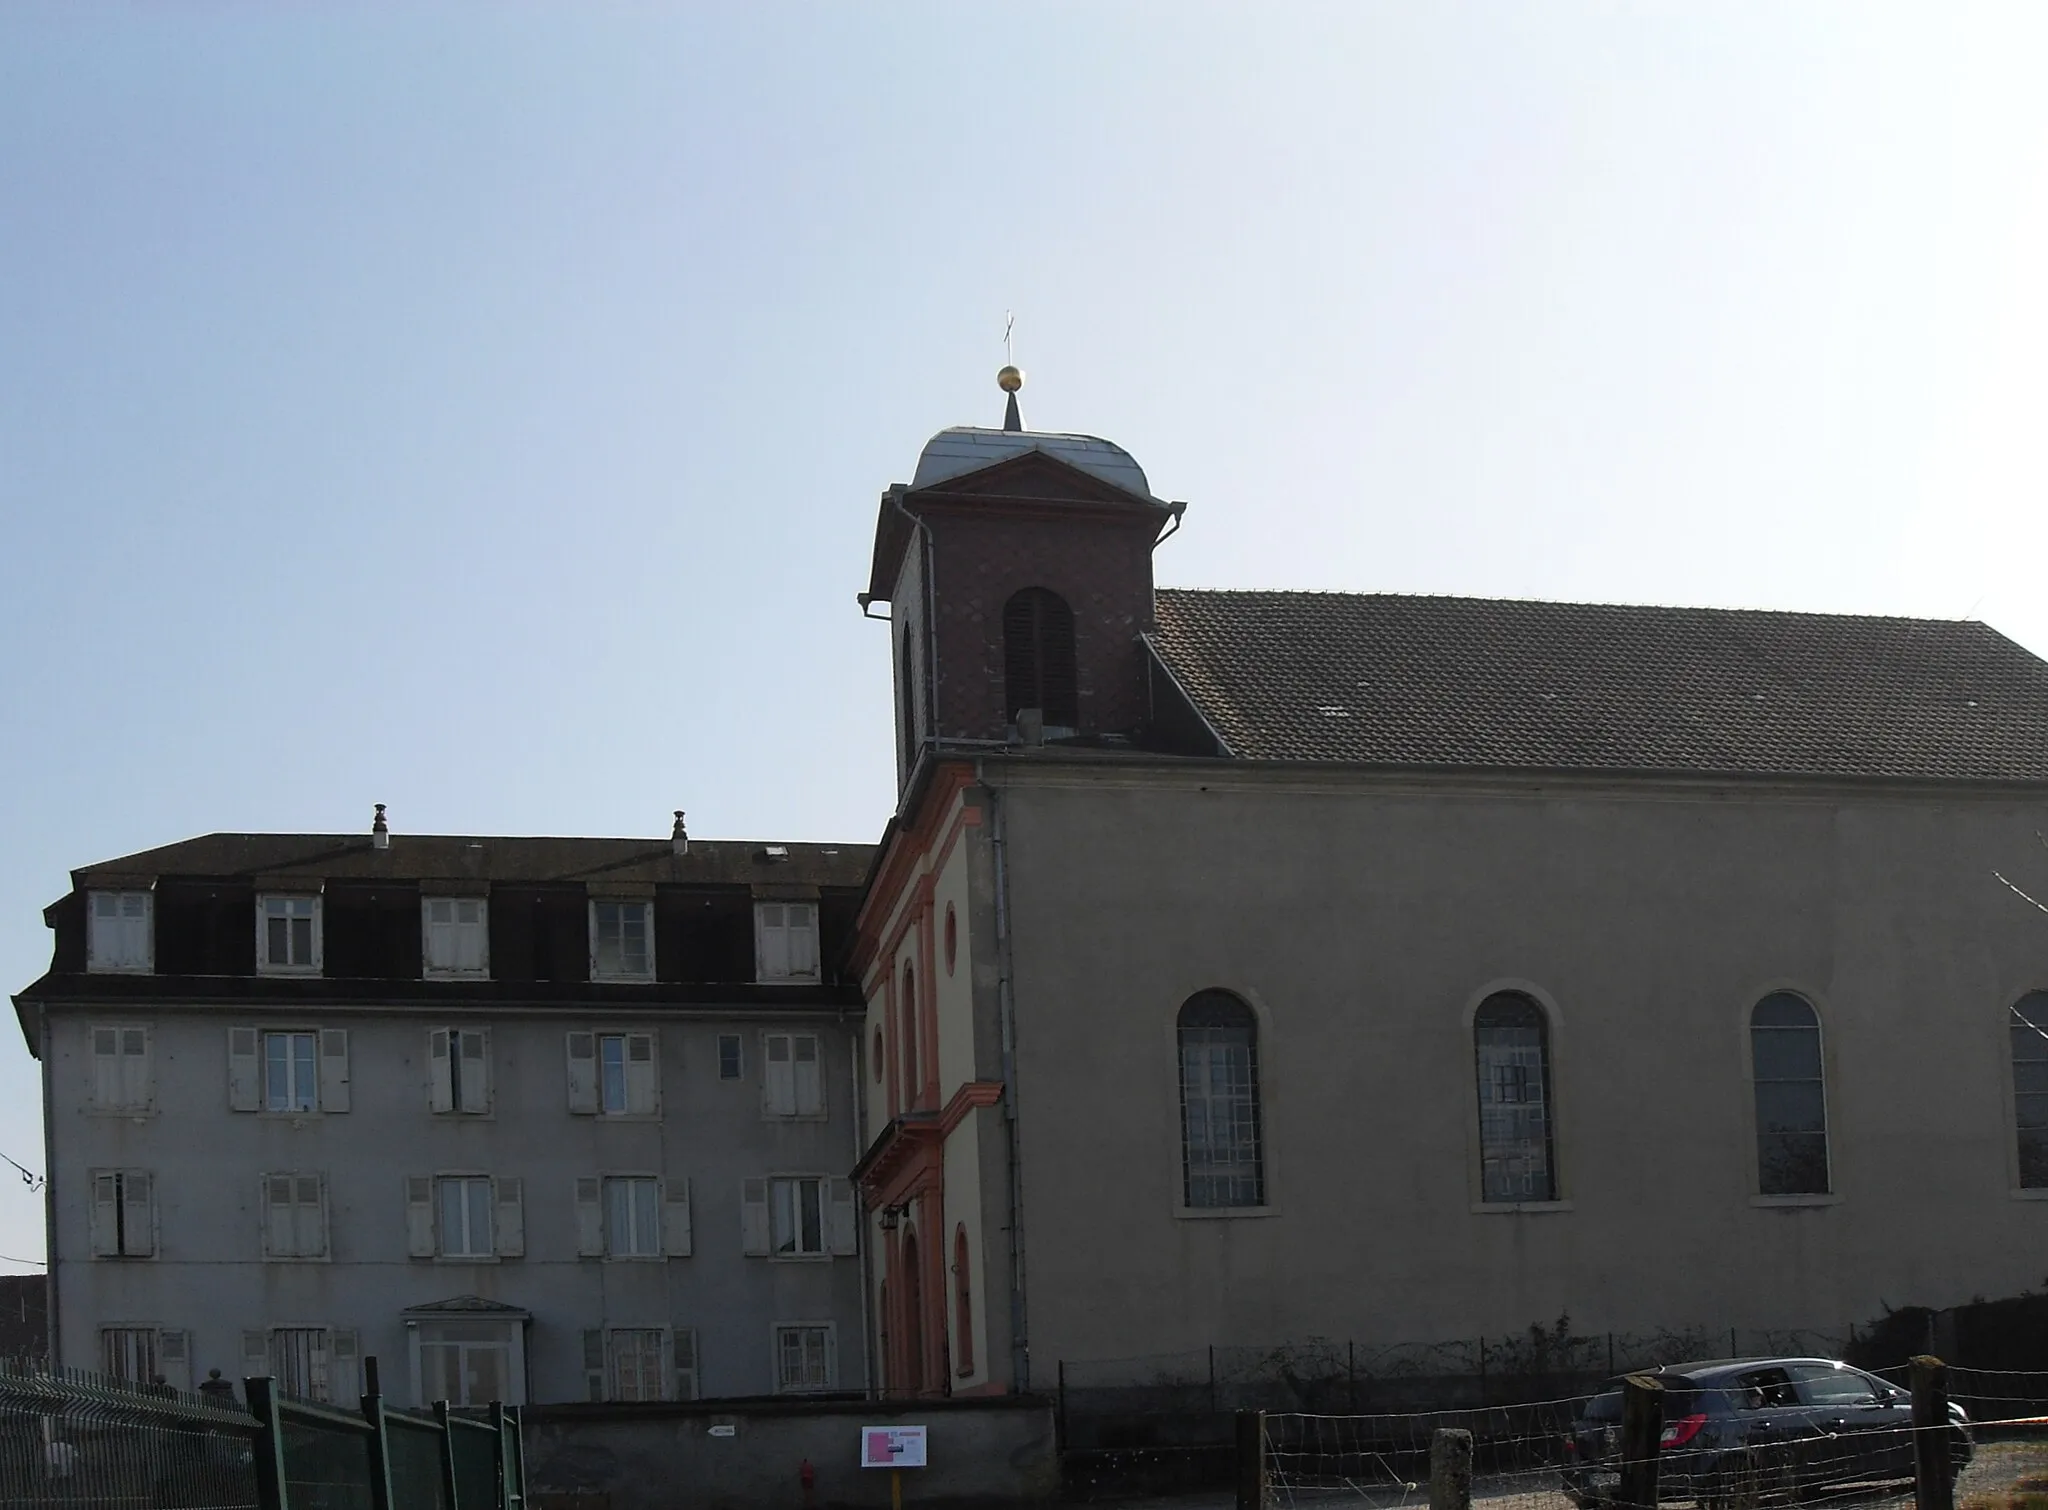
[1003,587,1079,728]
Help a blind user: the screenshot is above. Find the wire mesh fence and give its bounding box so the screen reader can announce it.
[0,1360,260,1510]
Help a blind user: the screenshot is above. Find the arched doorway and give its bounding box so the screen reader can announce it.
[902,1227,925,1394]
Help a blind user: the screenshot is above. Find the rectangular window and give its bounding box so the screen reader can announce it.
[88,892,153,973]
[266,1327,356,1403]
[262,1173,328,1259]
[590,901,653,980]
[264,1031,318,1113]
[430,1028,492,1115]
[604,1176,661,1258]
[763,1034,824,1118]
[609,1329,665,1402]
[423,898,489,977]
[90,1171,154,1258]
[101,1327,158,1383]
[257,895,321,974]
[755,902,821,983]
[437,1176,494,1259]
[418,1320,515,1406]
[769,1177,825,1257]
[718,1034,743,1081]
[90,1025,153,1112]
[591,1032,657,1115]
[774,1324,834,1393]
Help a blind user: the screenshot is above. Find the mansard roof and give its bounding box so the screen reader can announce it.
[1150,588,2048,781]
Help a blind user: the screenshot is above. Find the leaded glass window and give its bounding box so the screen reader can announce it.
[1177,991,1265,1208]
[1475,993,1556,1202]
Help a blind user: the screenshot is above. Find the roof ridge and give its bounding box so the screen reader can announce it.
[1155,585,1991,630]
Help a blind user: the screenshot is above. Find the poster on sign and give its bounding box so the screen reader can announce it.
[860,1425,929,1469]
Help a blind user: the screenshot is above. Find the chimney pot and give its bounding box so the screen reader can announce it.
[671,810,689,857]
[372,803,390,850]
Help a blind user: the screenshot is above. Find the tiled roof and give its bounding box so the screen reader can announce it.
[1151,589,2048,780]
[72,833,873,888]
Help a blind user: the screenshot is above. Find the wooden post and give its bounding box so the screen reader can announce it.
[1235,1409,1267,1510]
[1429,1427,1473,1510]
[1617,1374,1666,1510]
[245,1376,292,1510]
[1911,1356,1954,1510]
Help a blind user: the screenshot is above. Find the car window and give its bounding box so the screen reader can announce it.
[1731,1367,1799,1409]
[1581,1382,1696,1422]
[1790,1365,1882,1406]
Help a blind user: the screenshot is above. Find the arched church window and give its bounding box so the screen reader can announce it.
[1177,990,1265,1208]
[1752,992,1829,1195]
[1474,993,1557,1202]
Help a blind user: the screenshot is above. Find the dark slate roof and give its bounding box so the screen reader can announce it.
[1150,589,2048,780]
[72,833,872,889]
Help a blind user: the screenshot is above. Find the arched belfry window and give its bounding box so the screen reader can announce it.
[1177,991,1265,1208]
[1752,992,1829,1195]
[1003,588,1078,729]
[1474,993,1556,1202]
[2013,993,2048,1187]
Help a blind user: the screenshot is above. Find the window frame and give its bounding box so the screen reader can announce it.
[1747,990,1834,1201]
[1470,989,1563,1209]
[429,1027,493,1116]
[255,894,323,976]
[2012,992,2048,1193]
[259,1170,330,1262]
[89,1024,154,1114]
[89,1169,156,1259]
[436,1174,496,1260]
[717,1033,744,1082]
[754,901,822,984]
[761,1032,826,1120]
[771,1321,838,1395]
[1175,990,1270,1215]
[263,1030,320,1115]
[86,891,154,974]
[767,1175,828,1260]
[602,1174,663,1260]
[421,897,490,979]
[588,900,655,982]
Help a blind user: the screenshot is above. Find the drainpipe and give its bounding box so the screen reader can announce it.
[979,762,1030,1393]
[40,1004,55,1369]
[850,1004,877,1398]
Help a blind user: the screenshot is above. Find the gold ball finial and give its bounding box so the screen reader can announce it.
[997,364,1024,393]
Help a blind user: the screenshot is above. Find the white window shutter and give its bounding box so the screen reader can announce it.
[405,1175,435,1258]
[763,1035,794,1116]
[625,1033,658,1115]
[299,1175,328,1258]
[495,1176,525,1258]
[663,1179,692,1258]
[566,1033,598,1114]
[121,1028,151,1109]
[228,1028,261,1112]
[89,1174,119,1257]
[428,1030,454,1113]
[92,1028,120,1108]
[582,1330,606,1401]
[827,1178,857,1257]
[329,1329,360,1402]
[758,904,788,979]
[575,1176,604,1257]
[262,1175,292,1259]
[673,1327,699,1402]
[740,1178,769,1256]
[791,903,819,977]
[459,1030,490,1114]
[824,1327,839,1390]
[122,1173,155,1258]
[794,1035,823,1116]
[318,1029,350,1113]
[158,1329,191,1393]
[242,1330,270,1382]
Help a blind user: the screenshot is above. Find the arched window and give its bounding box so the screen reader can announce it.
[900,964,919,1109]
[1474,993,1556,1202]
[1177,991,1265,1208]
[1752,992,1829,1195]
[1003,588,1078,729]
[953,1224,974,1377]
[2013,993,2048,1188]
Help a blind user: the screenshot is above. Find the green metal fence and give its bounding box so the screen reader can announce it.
[0,1357,522,1510]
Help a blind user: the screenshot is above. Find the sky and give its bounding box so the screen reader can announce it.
[4,2,2048,1274]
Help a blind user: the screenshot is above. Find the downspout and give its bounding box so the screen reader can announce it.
[979,761,1030,1394]
[850,1002,876,1398]
[39,1004,55,1369]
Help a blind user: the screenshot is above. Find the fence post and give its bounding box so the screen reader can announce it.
[1234,1409,1266,1510]
[361,1357,396,1510]
[499,1404,526,1510]
[1429,1427,1473,1510]
[1348,1340,1357,1415]
[436,1400,464,1510]
[246,1376,293,1510]
[1911,1356,1954,1510]
[1617,1373,1665,1510]
[1476,1339,1486,1406]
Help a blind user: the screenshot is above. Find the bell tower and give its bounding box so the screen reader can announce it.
[861,370,1184,790]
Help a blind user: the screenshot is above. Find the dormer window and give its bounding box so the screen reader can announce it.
[87,892,153,974]
[590,901,653,981]
[257,896,322,975]
[1003,587,1078,730]
[756,903,820,984]
[422,898,489,978]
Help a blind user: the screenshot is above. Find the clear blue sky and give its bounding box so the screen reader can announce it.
[4,3,2046,1272]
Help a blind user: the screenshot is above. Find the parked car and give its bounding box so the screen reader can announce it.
[1561,1357,1972,1508]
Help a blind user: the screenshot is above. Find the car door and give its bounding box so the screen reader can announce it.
[1724,1366,1816,1489]
[1789,1364,1914,1484]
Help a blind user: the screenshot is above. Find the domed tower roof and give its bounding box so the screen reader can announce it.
[909,426,1158,502]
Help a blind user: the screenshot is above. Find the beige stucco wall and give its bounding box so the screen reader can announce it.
[989,761,2048,1385]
